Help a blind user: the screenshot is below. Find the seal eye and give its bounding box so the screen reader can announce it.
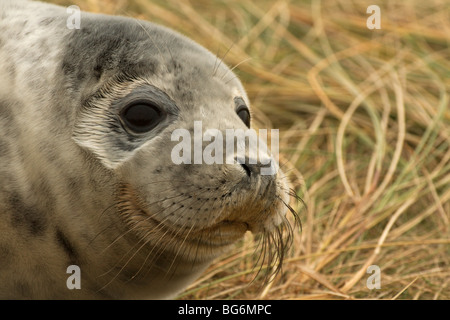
[234,97,251,127]
[236,105,251,128]
[120,103,163,133]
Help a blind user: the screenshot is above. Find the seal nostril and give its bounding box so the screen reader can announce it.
[240,163,251,177]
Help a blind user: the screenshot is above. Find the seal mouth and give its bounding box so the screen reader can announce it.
[116,182,302,280]
[196,220,250,246]
[140,207,249,247]
[116,183,250,247]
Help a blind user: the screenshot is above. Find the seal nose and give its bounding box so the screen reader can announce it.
[237,157,272,178]
[240,163,252,177]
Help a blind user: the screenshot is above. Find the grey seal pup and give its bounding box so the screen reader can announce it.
[0,0,300,299]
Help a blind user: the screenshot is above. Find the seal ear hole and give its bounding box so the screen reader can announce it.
[120,102,164,134]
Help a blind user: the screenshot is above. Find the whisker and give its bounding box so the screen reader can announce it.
[164,221,197,279]
[140,196,207,279]
[224,76,238,85]
[98,180,209,252]
[98,190,187,255]
[126,210,190,283]
[100,200,191,289]
[222,57,252,81]
[212,42,234,77]
[212,44,221,78]
[125,12,172,75]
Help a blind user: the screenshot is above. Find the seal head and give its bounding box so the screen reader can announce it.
[0,0,299,299]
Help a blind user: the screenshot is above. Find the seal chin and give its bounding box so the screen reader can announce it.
[116,179,300,276]
[197,220,249,246]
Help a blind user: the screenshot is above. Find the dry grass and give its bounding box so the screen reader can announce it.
[46,0,449,299]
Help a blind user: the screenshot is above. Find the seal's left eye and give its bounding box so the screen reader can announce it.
[236,105,250,128]
[234,97,250,128]
[120,103,163,133]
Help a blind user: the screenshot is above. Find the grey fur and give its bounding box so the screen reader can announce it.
[0,0,296,299]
